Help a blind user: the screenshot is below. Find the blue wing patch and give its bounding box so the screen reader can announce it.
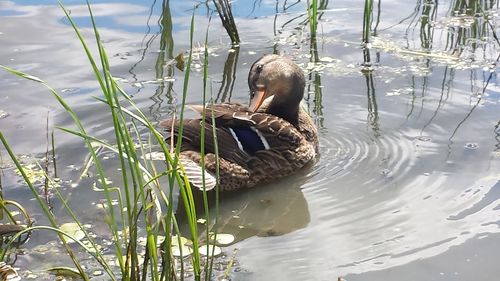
[229,127,267,155]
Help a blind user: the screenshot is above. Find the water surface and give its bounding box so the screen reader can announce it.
[0,0,499,280]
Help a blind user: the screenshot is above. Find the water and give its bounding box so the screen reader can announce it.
[1,0,499,280]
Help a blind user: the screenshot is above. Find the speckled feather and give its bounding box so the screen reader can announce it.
[159,103,317,191]
[159,55,319,191]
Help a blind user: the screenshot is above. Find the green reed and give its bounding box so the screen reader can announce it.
[362,0,373,44]
[362,0,374,65]
[213,0,240,44]
[307,0,319,40]
[0,1,218,280]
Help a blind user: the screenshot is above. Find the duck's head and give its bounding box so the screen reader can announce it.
[248,54,305,123]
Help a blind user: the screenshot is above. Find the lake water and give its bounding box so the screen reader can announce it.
[1,0,499,280]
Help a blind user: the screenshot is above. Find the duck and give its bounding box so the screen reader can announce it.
[159,54,318,191]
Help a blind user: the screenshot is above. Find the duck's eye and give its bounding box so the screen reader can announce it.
[256,64,263,72]
[250,91,255,99]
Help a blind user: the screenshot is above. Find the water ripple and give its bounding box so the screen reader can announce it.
[237,122,500,278]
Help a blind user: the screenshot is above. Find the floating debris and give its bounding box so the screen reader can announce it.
[319,56,336,63]
[0,262,20,281]
[380,169,391,177]
[60,88,80,94]
[417,136,432,142]
[0,110,9,119]
[175,52,185,71]
[15,163,60,189]
[464,142,479,149]
[386,87,413,96]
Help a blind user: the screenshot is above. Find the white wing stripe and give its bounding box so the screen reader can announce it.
[251,127,270,150]
[228,128,245,151]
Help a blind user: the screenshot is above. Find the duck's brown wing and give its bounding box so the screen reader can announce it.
[159,117,251,166]
[160,102,309,168]
[159,103,315,190]
[195,104,304,149]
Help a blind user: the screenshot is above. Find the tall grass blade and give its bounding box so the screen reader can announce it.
[213,0,240,45]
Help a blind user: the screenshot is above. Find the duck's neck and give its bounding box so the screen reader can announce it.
[267,100,300,126]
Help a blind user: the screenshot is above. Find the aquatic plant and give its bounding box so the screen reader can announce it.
[0,2,221,281]
[213,0,240,45]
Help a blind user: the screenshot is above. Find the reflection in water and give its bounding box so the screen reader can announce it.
[360,0,380,137]
[150,0,175,121]
[248,0,262,17]
[126,0,175,122]
[306,1,329,127]
[308,33,324,127]
[495,120,500,151]
[419,0,436,50]
[307,71,324,127]
[127,0,159,94]
[215,46,240,102]
[448,54,499,150]
[364,72,380,136]
[214,172,310,243]
[445,0,497,55]
[399,1,426,49]
[421,66,454,133]
[176,170,311,244]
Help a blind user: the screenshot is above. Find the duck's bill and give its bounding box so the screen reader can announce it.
[249,89,266,112]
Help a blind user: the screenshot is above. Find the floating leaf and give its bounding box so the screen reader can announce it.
[59,223,85,242]
[171,245,193,257]
[199,244,222,257]
[171,235,191,246]
[209,233,235,246]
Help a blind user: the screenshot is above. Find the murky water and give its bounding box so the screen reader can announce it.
[1,0,499,280]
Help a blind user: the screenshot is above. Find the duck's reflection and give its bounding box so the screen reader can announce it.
[176,167,311,243]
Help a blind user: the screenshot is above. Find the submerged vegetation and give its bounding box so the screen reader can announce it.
[0,0,499,280]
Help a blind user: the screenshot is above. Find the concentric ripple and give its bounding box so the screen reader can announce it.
[234,120,500,280]
[303,124,418,191]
